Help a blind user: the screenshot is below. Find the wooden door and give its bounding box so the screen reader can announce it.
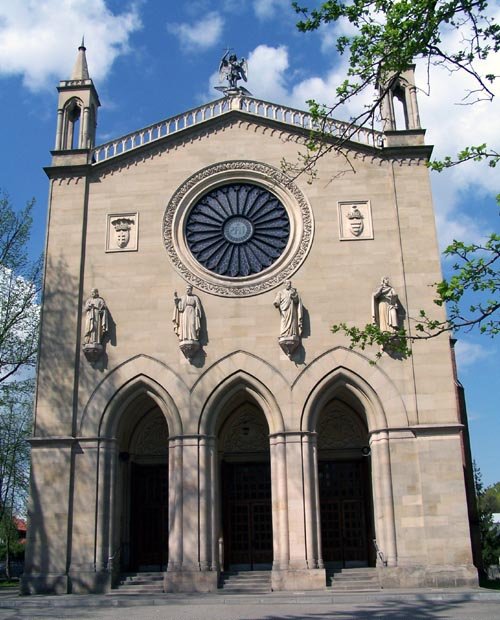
[130,463,168,570]
[223,462,273,569]
[318,461,369,567]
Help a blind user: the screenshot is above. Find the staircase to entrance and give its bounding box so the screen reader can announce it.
[327,567,381,591]
[219,570,272,594]
[112,572,164,594]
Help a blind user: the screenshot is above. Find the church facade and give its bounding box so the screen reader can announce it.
[22,45,478,594]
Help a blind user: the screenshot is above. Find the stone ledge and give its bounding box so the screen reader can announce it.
[164,570,218,593]
[271,568,326,591]
[20,573,70,595]
[378,564,478,588]
[69,571,111,594]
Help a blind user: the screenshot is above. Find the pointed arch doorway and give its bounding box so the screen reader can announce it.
[317,400,375,569]
[219,402,273,571]
[117,395,169,572]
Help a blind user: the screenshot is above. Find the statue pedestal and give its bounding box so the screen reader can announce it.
[179,339,200,359]
[278,335,300,357]
[83,343,103,362]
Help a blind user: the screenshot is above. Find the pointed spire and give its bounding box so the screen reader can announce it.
[71,38,90,81]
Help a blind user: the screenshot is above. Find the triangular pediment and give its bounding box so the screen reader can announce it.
[92,95,384,169]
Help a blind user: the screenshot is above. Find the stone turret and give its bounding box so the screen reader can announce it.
[378,65,426,147]
[53,39,100,159]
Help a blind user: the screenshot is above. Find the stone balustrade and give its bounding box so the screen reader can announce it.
[92,96,383,164]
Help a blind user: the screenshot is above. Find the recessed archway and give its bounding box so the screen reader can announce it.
[115,392,170,572]
[299,363,398,570]
[218,399,272,571]
[316,398,375,569]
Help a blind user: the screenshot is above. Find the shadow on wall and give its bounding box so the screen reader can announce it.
[23,254,123,594]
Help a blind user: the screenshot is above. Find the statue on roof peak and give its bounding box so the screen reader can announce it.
[216,49,251,96]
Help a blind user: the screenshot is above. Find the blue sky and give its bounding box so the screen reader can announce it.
[0,0,498,486]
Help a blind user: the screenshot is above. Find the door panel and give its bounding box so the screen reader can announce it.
[223,462,273,569]
[130,463,168,570]
[318,461,369,567]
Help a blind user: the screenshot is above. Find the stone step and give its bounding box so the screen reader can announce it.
[331,584,381,592]
[113,586,164,595]
[220,571,271,593]
[111,572,165,595]
[332,573,379,581]
[120,576,164,584]
[223,580,270,587]
[327,568,381,592]
[222,574,270,580]
[328,567,376,574]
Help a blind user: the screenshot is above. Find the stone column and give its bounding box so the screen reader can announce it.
[164,435,217,593]
[209,436,219,571]
[408,86,421,129]
[167,436,183,571]
[198,434,216,571]
[303,432,323,570]
[270,431,325,591]
[370,430,397,567]
[55,109,64,150]
[21,438,73,594]
[270,432,289,571]
[81,106,90,148]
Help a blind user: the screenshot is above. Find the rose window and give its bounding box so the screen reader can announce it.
[185,184,290,277]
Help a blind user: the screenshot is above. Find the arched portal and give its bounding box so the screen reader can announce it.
[218,399,272,571]
[316,399,375,568]
[116,392,170,572]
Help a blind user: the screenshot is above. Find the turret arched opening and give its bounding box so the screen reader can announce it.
[63,97,83,149]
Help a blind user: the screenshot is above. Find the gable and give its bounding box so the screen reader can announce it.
[91,96,385,171]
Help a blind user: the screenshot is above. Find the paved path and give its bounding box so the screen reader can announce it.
[0,587,499,619]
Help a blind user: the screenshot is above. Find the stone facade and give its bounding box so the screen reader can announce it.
[21,48,478,595]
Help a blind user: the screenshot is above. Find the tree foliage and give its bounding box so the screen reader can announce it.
[0,193,42,384]
[474,462,500,568]
[0,193,40,576]
[0,380,32,522]
[294,0,499,113]
[0,379,33,579]
[332,234,499,360]
[291,1,499,357]
[482,481,500,514]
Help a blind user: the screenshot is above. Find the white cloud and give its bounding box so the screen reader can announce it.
[206,43,371,118]
[454,340,492,370]
[299,13,500,249]
[413,10,500,247]
[168,12,223,52]
[246,45,290,102]
[253,0,289,20]
[319,18,360,53]
[204,10,499,254]
[206,45,290,103]
[0,1,141,91]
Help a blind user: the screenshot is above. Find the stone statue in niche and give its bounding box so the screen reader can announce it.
[83,288,108,361]
[274,280,303,356]
[111,217,134,248]
[173,285,203,358]
[372,277,401,333]
[346,204,364,236]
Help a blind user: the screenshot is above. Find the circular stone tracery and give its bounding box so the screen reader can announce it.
[185,184,290,277]
[162,160,314,297]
